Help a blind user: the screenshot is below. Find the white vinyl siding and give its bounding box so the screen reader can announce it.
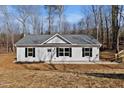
[47,36,67,43]
[17,47,99,62]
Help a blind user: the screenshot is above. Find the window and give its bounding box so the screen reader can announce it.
[25,48,35,57]
[47,49,51,52]
[56,48,72,57]
[59,48,64,56]
[82,48,92,57]
[65,48,70,56]
[28,48,33,56]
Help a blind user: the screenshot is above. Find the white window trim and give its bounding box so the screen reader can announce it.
[58,47,70,57]
[83,48,92,57]
[27,47,33,57]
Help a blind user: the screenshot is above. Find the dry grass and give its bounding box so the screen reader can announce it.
[0,69,124,88]
[0,53,124,87]
[100,50,116,61]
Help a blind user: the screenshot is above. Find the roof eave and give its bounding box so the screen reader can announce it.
[15,43,101,47]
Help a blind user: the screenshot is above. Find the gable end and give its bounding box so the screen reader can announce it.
[41,34,72,44]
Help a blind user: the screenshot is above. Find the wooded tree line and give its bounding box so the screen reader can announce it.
[0,5,124,53]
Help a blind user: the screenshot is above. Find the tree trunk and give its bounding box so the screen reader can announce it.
[58,14,61,33]
[117,31,120,52]
[99,7,104,46]
[105,16,109,48]
[92,5,98,40]
[6,32,9,53]
[111,5,119,53]
[41,16,44,34]
[11,32,15,52]
[6,24,9,53]
[48,9,51,35]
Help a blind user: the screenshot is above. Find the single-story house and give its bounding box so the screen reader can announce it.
[15,33,101,63]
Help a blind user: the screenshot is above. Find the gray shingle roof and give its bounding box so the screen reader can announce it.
[15,35,52,45]
[62,35,100,44]
[15,34,101,46]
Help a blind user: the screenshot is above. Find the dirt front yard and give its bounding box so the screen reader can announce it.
[0,53,124,87]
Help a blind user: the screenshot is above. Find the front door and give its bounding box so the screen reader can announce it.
[47,48,56,61]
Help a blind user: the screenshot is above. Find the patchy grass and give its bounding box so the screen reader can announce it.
[0,53,124,87]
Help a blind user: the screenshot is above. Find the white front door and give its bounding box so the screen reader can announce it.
[47,48,56,61]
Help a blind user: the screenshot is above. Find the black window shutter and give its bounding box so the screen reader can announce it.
[56,48,59,57]
[33,48,35,57]
[82,48,84,57]
[90,48,92,57]
[70,48,72,57]
[25,48,27,57]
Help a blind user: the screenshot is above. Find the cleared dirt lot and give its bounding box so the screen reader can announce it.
[0,53,124,87]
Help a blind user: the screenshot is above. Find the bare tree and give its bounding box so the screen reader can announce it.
[111,5,123,53]
[56,5,64,33]
[85,16,91,35]
[91,5,99,40]
[105,14,110,48]
[99,6,104,46]
[13,6,31,36]
[44,5,58,34]
[27,6,42,34]
[0,6,15,52]
[71,24,77,34]
[40,16,44,34]
[62,15,71,34]
[30,15,39,34]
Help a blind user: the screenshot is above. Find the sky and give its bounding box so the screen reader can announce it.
[39,5,84,24]
[1,5,92,24]
[0,5,114,33]
[64,5,82,23]
[0,5,112,25]
[0,5,94,32]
